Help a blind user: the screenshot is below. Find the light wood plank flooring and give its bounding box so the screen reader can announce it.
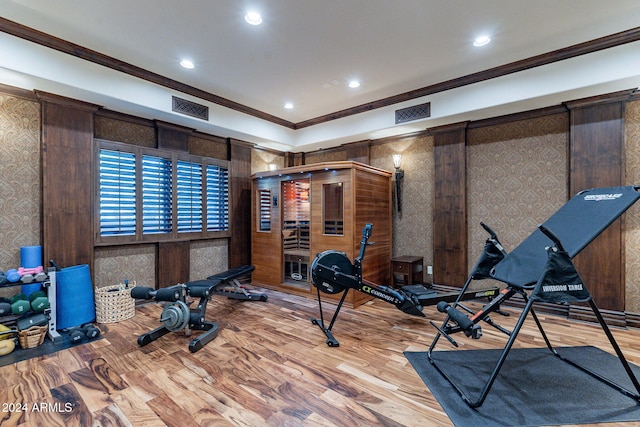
[1,286,640,426]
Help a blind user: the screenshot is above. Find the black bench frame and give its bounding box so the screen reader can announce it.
[134,265,266,352]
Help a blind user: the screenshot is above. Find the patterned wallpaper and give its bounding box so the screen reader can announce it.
[304,148,349,165]
[94,115,156,146]
[371,136,434,280]
[252,148,285,175]
[467,114,569,271]
[0,94,41,271]
[190,135,228,160]
[94,245,156,289]
[625,100,640,313]
[190,239,229,280]
[93,240,228,289]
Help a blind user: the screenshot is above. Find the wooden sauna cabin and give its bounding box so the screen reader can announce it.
[251,161,392,308]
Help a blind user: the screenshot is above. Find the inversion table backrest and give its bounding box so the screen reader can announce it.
[491,186,640,289]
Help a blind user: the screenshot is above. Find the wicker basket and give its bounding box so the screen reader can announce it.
[18,325,47,349]
[95,282,136,324]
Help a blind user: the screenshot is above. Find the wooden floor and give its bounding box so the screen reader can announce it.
[1,286,640,427]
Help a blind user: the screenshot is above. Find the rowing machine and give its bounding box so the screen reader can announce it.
[310,224,499,346]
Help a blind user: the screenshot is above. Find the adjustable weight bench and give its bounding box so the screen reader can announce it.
[428,185,640,408]
[131,265,266,352]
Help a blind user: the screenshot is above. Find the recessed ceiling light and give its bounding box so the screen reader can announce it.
[180,59,195,69]
[348,80,360,88]
[245,11,262,25]
[473,35,491,47]
[284,102,294,110]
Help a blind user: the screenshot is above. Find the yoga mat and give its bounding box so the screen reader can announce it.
[56,264,95,329]
[405,346,640,427]
[0,330,102,368]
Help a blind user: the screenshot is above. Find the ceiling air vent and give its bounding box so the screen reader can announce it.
[172,96,209,120]
[395,102,431,124]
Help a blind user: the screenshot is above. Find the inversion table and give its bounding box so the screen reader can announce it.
[428,185,640,408]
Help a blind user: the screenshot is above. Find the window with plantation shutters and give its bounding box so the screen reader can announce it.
[97,140,230,243]
[206,164,229,231]
[142,154,173,234]
[99,149,136,236]
[177,160,203,232]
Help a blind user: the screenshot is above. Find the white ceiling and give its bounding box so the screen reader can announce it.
[1,0,640,152]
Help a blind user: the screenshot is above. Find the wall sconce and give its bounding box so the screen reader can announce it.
[392,154,404,214]
[268,163,277,171]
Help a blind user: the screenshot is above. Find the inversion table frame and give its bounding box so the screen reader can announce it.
[428,185,640,408]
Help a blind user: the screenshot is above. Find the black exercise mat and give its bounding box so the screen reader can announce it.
[405,346,640,427]
[0,330,102,367]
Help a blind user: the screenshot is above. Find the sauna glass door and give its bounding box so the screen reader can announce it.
[282,179,310,288]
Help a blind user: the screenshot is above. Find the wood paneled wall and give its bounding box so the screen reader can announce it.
[157,241,190,287]
[39,92,98,271]
[567,90,634,313]
[229,139,252,268]
[431,123,468,286]
[156,120,191,151]
[345,140,371,164]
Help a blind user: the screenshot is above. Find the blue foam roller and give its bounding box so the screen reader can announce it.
[21,282,42,299]
[20,245,42,269]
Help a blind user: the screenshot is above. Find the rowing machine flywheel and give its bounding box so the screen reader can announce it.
[311,250,353,294]
[160,300,190,332]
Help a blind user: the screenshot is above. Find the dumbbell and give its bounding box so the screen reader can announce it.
[0,271,6,286]
[0,298,11,316]
[29,291,49,312]
[9,294,30,315]
[68,324,101,344]
[5,269,21,283]
[18,267,47,283]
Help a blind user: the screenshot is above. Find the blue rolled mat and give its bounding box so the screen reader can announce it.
[56,264,96,329]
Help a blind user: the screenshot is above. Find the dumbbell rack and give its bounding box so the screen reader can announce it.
[0,267,62,343]
[44,268,61,343]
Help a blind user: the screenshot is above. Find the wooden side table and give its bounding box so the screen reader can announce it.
[391,256,423,287]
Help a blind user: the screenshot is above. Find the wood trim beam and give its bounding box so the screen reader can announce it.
[467,105,569,129]
[0,83,37,100]
[2,17,639,130]
[296,27,640,129]
[95,108,155,128]
[0,17,295,129]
